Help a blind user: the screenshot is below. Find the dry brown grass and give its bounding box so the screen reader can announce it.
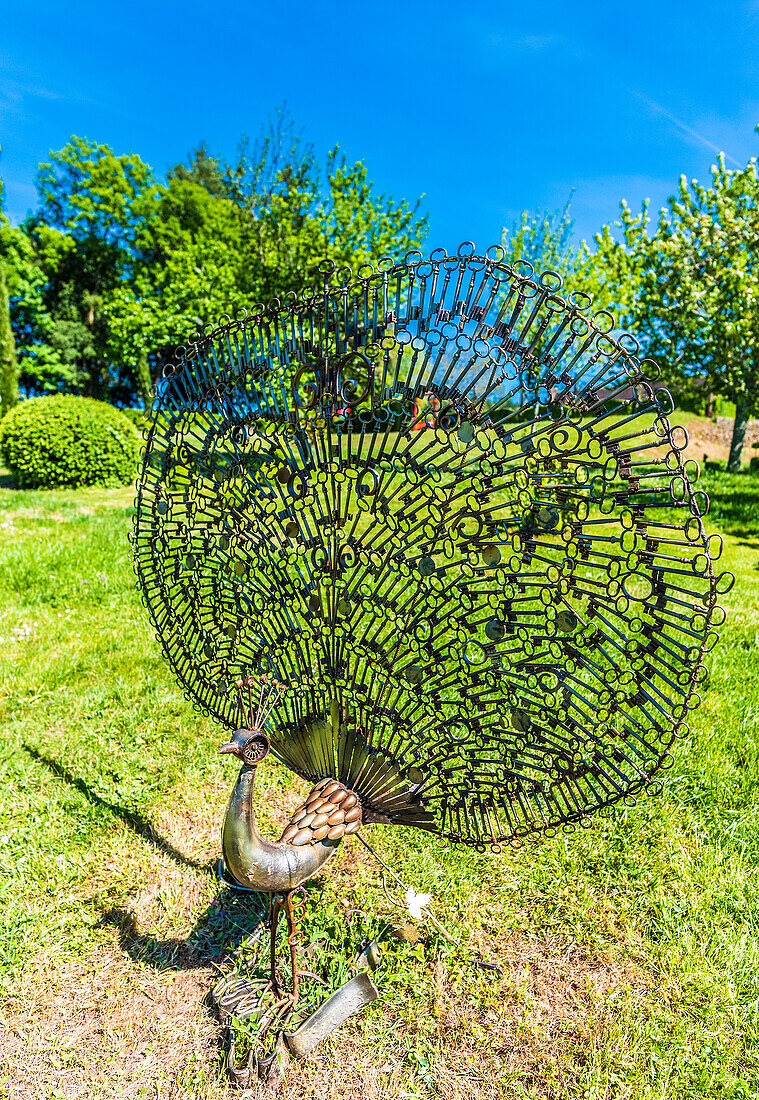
[268,937,650,1100]
[678,413,759,465]
[0,951,220,1100]
[0,892,649,1100]
[0,761,657,1100]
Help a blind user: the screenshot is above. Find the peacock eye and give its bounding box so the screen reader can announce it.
[242,733,270,766]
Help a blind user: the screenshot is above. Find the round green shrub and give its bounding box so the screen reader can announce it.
[0,395,141,489]
[119,406,147,432]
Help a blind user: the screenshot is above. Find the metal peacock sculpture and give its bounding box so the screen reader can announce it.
[132,244,729,1064]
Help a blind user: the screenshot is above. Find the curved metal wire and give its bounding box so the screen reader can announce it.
[132,244,730,849]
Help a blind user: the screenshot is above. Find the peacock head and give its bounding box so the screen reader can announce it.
[219,728,271,767]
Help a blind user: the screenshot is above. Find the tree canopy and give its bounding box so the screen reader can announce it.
[0,116,428,407]
[0,175,19,414]
[498,196,625,318]
[3,118,758,473]
[500,196,578,280]
[586,148,759,469]
[500,143,759,471]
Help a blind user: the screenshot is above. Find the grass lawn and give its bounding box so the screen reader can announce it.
[0,461,758,1099]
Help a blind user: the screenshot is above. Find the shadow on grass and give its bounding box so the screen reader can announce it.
[23,744,273,971]
[100,893,268,971]
[23,744,209,874]
[702,469,759,539]
[21,745,277,973]
[100,878,338,972]
[98,874,382,988]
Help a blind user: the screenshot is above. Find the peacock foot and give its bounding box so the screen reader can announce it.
[212,922,381,1090]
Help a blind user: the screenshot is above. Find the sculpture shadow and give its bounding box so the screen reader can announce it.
[100,892,270,973]
[100,873,340,974]
[23,745,342,976]
[23,744,209,874]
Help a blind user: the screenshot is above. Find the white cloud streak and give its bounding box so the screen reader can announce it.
[633,90,743,168]
[486,33,558,51]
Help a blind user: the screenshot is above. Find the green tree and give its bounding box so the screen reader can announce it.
[0,260,18,415]
[223,112,427,303]
[499,196,630,319]
[103,175,244,395]
[107,114,428,399]
[4,119,427,408]
[501,196,578,279]
[318,149,427,273]
[1,165,66,396]
[0,173,21,412]
[36,136,154,266]
[30,136,156,401]
[576,220,644,320]
[168,142,225,196]
[587,149,759,471]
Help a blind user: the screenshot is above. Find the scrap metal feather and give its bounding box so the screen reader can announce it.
[132,243,729,1076]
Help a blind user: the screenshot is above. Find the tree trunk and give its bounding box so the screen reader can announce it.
[0,263,19,417]
[727,400,750,473]
[135,351,152,407]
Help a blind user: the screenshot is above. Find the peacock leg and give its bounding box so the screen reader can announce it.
[282,889,302,1005]
[269,893,284,996]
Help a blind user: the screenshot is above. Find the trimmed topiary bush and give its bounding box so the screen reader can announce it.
[0,395,141,489]
[119,406,147,432]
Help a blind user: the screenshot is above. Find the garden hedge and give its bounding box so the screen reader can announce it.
[0,395,141,489]
[119,407,147,431]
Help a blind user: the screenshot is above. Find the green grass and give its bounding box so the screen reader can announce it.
[0,467,758,1098]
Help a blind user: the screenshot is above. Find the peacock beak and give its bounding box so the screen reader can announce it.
[219,728,254,757]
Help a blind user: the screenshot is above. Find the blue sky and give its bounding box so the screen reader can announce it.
[1,0,757,254]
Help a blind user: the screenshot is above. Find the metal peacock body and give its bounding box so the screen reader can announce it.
[132,244,729,1029]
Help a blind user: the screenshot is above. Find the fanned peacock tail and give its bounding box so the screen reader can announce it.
[133,246,728,850]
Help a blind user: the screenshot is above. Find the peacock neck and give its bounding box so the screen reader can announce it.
[222,762,342,893]
[230,763,262,839]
